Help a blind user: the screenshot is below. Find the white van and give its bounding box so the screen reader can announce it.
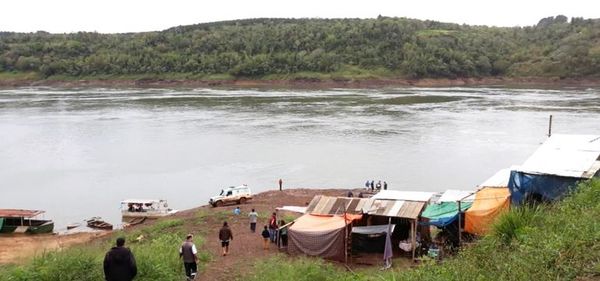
[209,185,253,207]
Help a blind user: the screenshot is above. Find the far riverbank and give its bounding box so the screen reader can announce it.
[1,75,600,89]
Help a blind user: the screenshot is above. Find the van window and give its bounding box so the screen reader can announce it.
[227,191,232,196]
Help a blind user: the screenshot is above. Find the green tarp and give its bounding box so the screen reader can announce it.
[421,201,472,227]
[0,218,3,230]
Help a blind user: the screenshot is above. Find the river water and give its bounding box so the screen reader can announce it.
[1,86,599,230]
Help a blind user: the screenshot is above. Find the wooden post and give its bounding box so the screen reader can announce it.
[548,115,553,137]
[411,220,416,261]
[344,205,348,264]
[458,200,462,248]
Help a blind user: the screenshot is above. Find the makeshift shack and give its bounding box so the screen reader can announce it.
[288,196,366,262]
[366,190,434,260]
[508,134,600,205]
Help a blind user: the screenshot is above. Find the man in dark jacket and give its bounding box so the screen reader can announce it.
[104,237,137,281]
[219,221,233,256]
[180,233,198,280]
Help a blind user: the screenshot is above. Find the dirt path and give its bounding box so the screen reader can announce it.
[0,231,111,264]
[176,188,353,281]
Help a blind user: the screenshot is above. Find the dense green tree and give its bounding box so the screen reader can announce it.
[1,16,599,79]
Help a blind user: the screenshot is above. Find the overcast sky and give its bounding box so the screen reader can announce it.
[1,0,598,33]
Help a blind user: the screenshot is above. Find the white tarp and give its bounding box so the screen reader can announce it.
[351,224,396,235]
[438,189,476,202]
[276,206,307,214]
[479,167,518,188]
[518,134,600,178]
[371,190,435,202]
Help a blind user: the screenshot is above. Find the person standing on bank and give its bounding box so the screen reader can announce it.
[219,221,234,256]
[278,179,283,191]
[269,212,278,243]
[248,208,258,233]
[384,181,388,190]
[180,234,198,280]
[370,180,375,191]
[104,237,137,281]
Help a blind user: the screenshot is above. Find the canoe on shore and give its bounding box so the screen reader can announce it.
[86,218,113,230]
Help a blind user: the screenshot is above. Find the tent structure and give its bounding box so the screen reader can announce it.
[508,134,600,205]
[464,187,510,235]
[422,201,473,227]
[421,189,475,228]
[351,224,396,253]
[287,214,361,262]
[365,191,433,260]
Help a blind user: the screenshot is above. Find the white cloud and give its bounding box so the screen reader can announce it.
[1,0,598,33]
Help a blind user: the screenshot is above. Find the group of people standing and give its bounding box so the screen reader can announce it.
[365,180,388,191]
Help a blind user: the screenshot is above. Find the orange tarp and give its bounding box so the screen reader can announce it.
[464,187,510,235]
[290,214,362,232]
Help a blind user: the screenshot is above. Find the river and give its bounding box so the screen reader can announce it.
[1,86,599,230]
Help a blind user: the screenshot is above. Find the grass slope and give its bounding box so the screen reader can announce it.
[247,179,600,281]
[0,219,210,281]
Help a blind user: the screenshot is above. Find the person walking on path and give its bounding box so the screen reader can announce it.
[384,181,388,190]
[179,234,198,280]
[219,221,234,256]
[268,212,278,243]
[248,208,258,232]
[261,225,270,250]
[278,179,283,191]
[233,206,241,215]
[103,237,137,281]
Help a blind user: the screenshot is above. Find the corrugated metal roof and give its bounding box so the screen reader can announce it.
[305,196,426,219]
[0,209,45,218]
[518,134,600,178]
[365,200,426,220]
[305,196,368,215]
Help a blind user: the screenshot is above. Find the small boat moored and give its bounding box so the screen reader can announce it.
[86,217,113,230]
[0,209,54,234]
[121,199,177,219]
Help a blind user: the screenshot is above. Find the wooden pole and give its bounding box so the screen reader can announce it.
[411,220,416,261]
[344,204,348,265]
[458,200,462,248]
[548,115,553,137]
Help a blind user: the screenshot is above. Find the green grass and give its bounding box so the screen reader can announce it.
[247,179,600,281]
[0,219,202,281]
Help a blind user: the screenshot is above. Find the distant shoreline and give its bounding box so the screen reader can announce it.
[1,76,600,89]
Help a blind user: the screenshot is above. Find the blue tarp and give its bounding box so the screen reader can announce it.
[508,170,580,205]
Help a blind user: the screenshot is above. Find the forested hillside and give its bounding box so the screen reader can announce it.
[1,15,599,80]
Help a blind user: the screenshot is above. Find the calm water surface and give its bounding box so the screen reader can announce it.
[1,87,599,229]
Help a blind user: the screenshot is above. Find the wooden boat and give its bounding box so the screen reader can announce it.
[122,216,147,228]
[66,223,81,230]
[86,217,113,230]
[0,209,54,234]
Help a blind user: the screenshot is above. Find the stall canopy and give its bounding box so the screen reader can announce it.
[464,187,510,235]
[287,214,361,262]
[305,196,369,215]
[351,224,396,235]
[276,206,307,214]
[422,201,473,227]
[509,134,600,205]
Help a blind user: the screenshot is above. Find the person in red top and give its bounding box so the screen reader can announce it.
[268,212,277,242]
